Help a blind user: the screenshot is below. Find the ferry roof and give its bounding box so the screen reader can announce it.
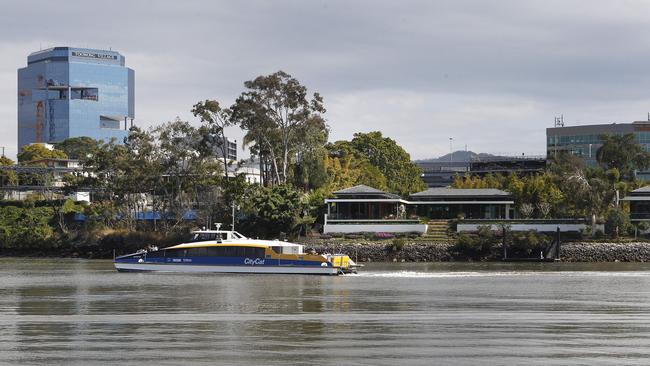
[167,240,303,250]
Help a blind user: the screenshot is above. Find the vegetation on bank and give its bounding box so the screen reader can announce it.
[2,70,650,258]
[0,71,425,255]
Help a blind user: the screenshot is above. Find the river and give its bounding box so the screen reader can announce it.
[1,258,649,365]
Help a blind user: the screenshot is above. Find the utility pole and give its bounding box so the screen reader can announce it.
[449,137,453,164]
[231,202,236,231]
[0,146,5,157]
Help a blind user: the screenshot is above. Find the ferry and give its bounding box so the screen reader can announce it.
[113,225,359,275]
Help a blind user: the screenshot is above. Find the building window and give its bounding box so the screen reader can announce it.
[71,88,98,101]
[100,116,121,129]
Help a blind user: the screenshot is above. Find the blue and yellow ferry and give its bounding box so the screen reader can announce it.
[114,225,358,275]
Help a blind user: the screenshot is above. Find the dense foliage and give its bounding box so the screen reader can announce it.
[17,144,67,163]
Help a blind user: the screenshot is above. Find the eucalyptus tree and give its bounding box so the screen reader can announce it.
[192,100,233,179]
[231,71,327,185]
[152,119,222,230]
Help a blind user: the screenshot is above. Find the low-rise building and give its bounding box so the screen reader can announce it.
[324,185,426,234]
[322,185,514,234]
[621,186,650,222]
[409,188,514,220]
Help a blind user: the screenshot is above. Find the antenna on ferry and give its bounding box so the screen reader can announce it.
[214,223,222,231]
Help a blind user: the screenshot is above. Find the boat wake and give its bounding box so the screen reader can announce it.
[353,270,650,278]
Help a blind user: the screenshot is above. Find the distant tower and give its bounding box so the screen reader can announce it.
[17,47,135,150]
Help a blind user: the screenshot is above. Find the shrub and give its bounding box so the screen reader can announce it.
[390,238,406,252]
[509,230,551,258]
[453,225,499,257]
[453,233,482,256]
[604,208,630,238]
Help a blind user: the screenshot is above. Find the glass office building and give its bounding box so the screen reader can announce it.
[18,47,134,149]
[547,122,650,166]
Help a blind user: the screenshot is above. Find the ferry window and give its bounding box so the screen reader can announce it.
[244,247,264,258]
[207,247,224,256]
[187,248,207,257]
[271,246,283,254]
[166,249,188,258]
[147,250,164,258]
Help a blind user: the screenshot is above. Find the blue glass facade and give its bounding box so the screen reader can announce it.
[17,47,134,149]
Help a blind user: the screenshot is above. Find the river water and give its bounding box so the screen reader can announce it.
[1,259,649,365]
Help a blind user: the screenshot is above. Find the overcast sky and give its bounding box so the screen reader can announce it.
[1,0,650,160]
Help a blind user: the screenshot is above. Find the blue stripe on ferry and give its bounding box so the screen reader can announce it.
[115,256,331,267]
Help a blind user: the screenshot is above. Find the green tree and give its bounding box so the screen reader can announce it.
[596,133,650,179]
[324,141,387,192]
[231,71,327,185]
[605,207,630,238]
[239,184,306,238]
[192,100,233,179]
[0,156,18,195]
[350,131,425,195]
[18,144,67,163]
[292,115,330,190]
[55,137,100,160]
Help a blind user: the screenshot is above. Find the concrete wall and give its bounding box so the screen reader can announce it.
[324,223,428,234]
[457,223,604,233]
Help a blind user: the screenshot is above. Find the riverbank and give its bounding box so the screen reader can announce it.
[3,238,650,262]
[307,240,650,263]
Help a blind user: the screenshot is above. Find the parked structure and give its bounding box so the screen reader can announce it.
[18,47,135,150]
[415,161,469,187]
[415,155,546,188]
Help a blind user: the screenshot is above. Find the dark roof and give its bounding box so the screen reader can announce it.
[332,185,400,199]
[410,188,511,198]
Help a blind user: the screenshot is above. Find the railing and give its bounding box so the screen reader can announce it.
[325,214,421,225]
[461,218,588,224]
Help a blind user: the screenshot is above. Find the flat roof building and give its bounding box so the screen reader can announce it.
[18,47,135,150]
[546,121,650,166]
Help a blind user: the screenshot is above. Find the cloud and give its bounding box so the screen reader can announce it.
[1,0,650,160]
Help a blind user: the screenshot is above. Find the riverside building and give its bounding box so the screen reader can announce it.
[18,47,135,150]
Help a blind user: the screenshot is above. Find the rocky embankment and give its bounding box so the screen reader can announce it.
[561,242,650,262]
[308,240,650,262]
[309,241,454,262]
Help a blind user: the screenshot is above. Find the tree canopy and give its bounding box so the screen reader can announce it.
[596,133,650,179]
[18,144,67,163]
[54,137,100,160]
[349,131,425,195]
[231,71,327,185]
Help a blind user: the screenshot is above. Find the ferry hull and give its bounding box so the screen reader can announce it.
[114,262,340,275]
